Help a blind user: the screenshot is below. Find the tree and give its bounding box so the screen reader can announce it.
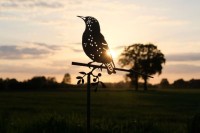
[160,78,170,88]
[173,79,187,88]
[62,73,71,84]
[189,79,200,88]
[119,44,141,90]
[119,43,166,90]
[28,76,47,89]
[46,77,57,88]
[0,78,4,90]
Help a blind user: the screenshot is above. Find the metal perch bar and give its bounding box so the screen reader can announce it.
[72,62,154,78]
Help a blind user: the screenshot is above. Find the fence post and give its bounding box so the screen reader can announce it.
[87,72,91,133]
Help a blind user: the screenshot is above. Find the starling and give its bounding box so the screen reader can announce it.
[77,16,116,74]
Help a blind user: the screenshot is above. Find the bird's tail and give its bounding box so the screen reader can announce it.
[105,61,116,74]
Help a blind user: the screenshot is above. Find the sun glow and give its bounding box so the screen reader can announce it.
[107,50,117,58]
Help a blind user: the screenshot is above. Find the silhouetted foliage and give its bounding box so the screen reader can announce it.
[0,78,5,90]
[0,76,200,91]
[189,79,200,88]
[0,76,59,90]
[160,78,170,88]
[119,43,166,90]
[0,78,22,90]
[62,73,71,84]
[173,79,187,88]
[172,78,200,89]
[27,76,47,89]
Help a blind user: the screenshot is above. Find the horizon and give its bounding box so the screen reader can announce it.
[0,0,200,84]
[1,74,199,86]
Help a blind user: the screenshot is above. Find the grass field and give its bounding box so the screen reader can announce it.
[0,89,200,133]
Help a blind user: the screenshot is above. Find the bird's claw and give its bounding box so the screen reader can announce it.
[88,61,94,69]
[98,64,103,72]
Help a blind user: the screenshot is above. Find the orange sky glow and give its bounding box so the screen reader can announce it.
[0,0,200,84]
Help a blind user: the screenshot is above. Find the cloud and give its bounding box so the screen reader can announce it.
[0,1,64,9]
[165,64,200,74]
[0,63,68,75]
[28,1,63,8]
[67,46,82,53]
[0,1,65,21]
[136,15,188,26]
[70,42,82,45]
[166,53,200,61]
[112,45,125,50]
[0,1,18,8]
[70,48,82,52]
[0,45,50,59]
[0,42,63,59]
[65,43,83,52]
[31,42,63,50]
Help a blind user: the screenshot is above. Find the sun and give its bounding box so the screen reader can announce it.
[106,49,117,58]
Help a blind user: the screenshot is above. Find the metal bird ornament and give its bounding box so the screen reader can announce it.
[77,16,116,74]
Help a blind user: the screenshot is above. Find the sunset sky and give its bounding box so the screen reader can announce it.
[0,0,200,84]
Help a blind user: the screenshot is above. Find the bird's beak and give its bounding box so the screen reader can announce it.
[77,16,85,20]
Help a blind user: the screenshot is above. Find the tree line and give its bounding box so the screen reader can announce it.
[160,78,200,89]
[0,76,200,91]
[0,73,72,91]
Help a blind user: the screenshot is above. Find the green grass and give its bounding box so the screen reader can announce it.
[0,89,200,133]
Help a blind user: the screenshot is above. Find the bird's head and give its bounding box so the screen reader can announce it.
[77,16,95,22]
[77,16,87,21]
[77,16,100,33]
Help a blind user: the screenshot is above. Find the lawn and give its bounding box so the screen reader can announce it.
[0,89,200,133]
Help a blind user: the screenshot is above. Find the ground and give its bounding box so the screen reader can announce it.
[0,89,200,133]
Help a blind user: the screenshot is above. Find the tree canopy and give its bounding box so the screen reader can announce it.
[62,73,71,84]
[119,43,166,90]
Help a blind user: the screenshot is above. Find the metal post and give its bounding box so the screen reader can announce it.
[87,73,91,133]
[71,61,154,133]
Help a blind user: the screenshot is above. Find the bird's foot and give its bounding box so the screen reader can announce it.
[98,63,104,72]
[88,61,95,69]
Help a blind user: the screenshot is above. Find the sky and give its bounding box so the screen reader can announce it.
[0,0,200,84]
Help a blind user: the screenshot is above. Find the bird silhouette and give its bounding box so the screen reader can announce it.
[77,16,116,74]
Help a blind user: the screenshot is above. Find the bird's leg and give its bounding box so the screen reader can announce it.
[88,61,95,69]
[98,63,104,71]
